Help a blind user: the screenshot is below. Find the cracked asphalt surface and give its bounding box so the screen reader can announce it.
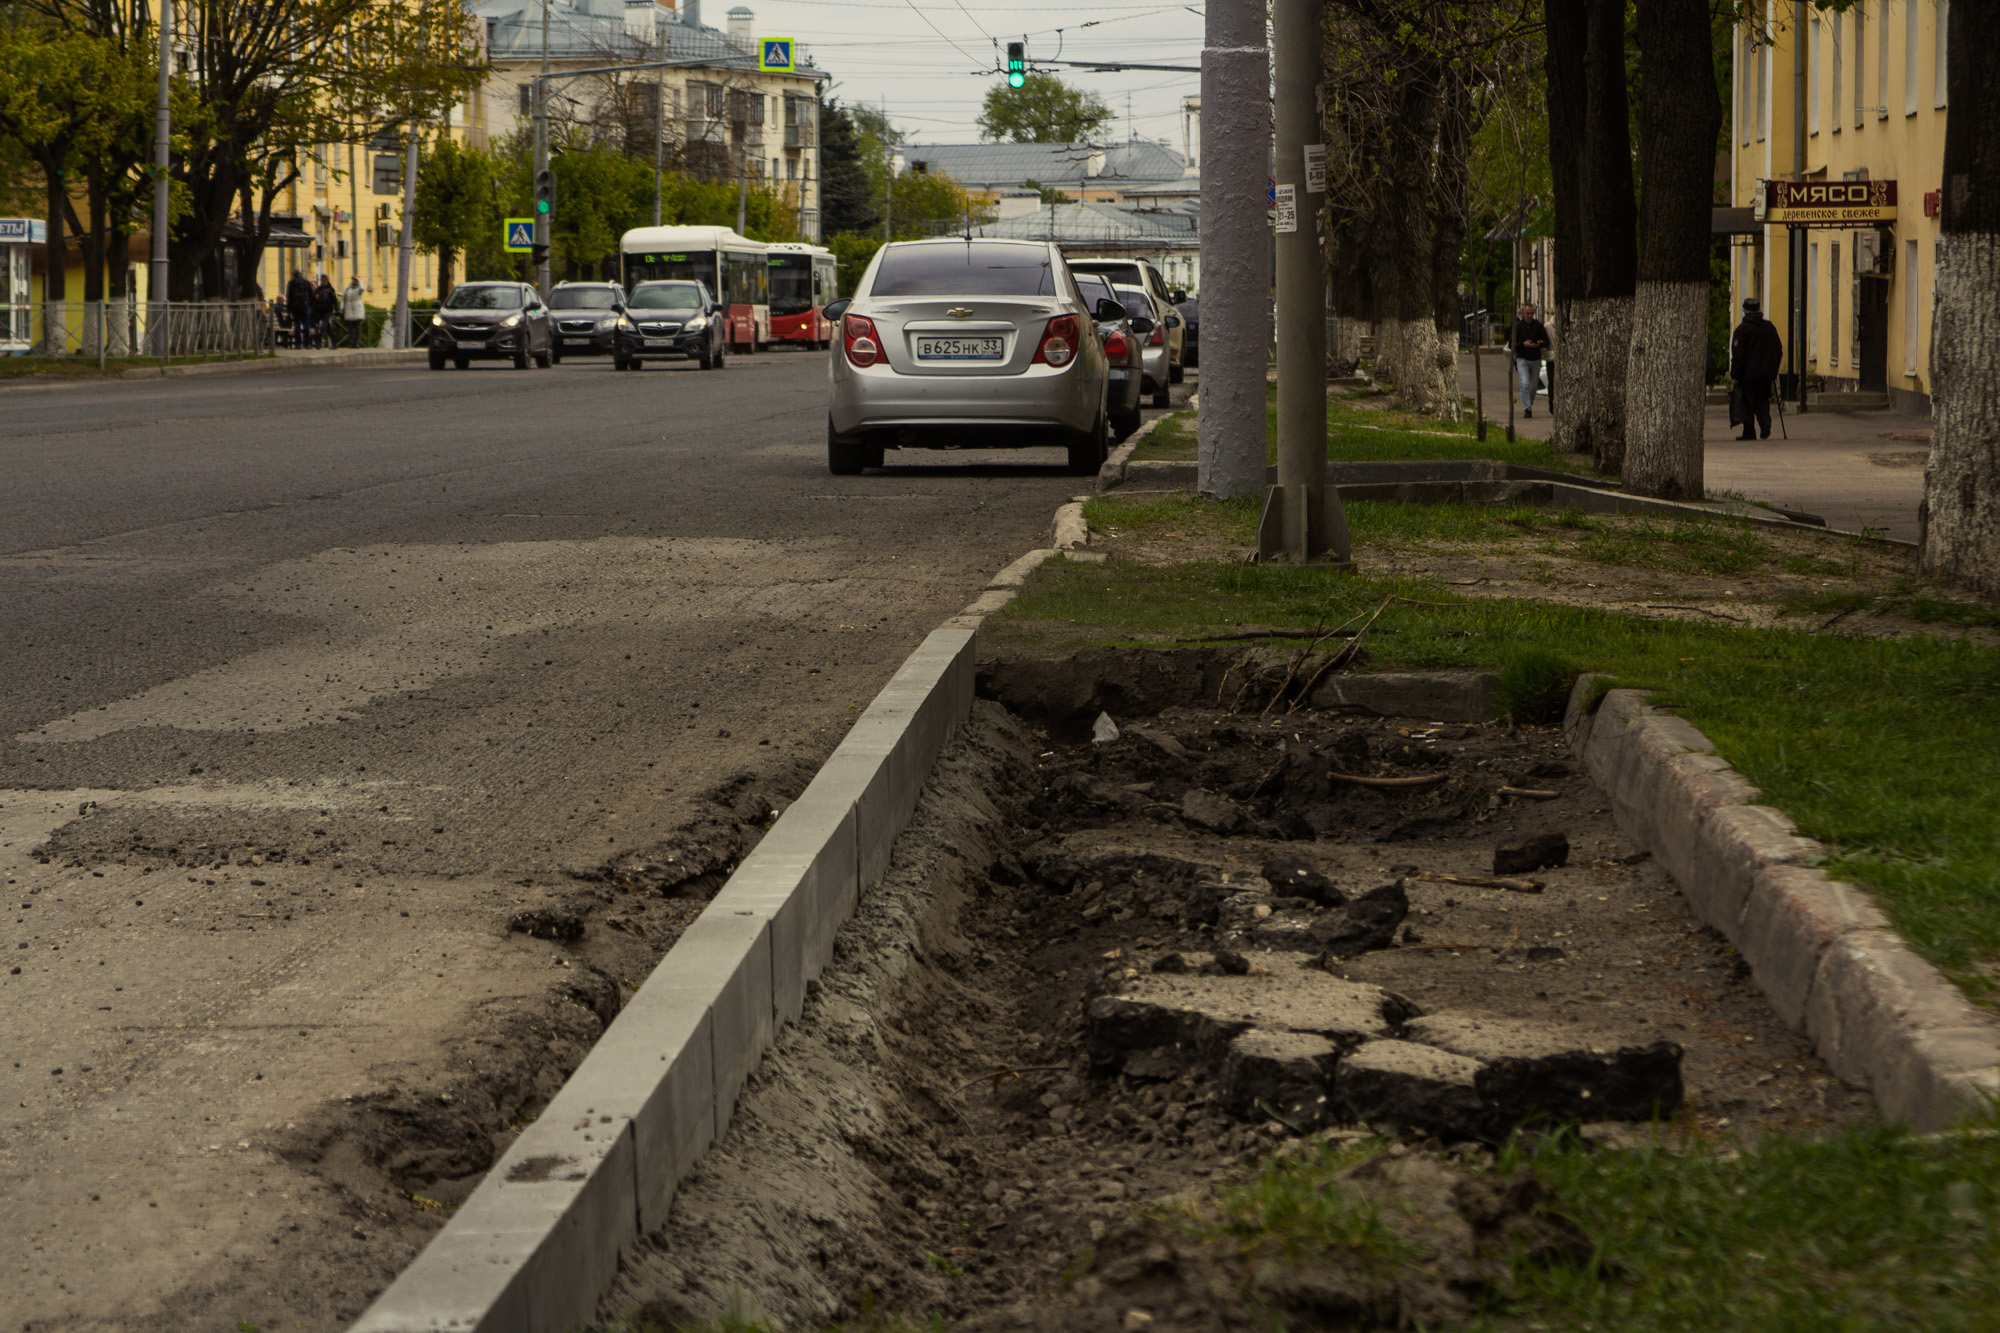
[0,350,1149,1330]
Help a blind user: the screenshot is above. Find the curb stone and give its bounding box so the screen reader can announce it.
[1563,676,2000,1129]
[119,347,429,380]
[351,519,1030,1332]
[1094,410,1174,493]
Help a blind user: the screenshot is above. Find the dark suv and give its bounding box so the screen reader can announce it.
[428,283,552,370]
[547,282,628,362]
[615,281,727,370]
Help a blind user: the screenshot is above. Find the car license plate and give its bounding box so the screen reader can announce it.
[562,336,588,345]
[645,338,671,347]
[916,336,1004,361]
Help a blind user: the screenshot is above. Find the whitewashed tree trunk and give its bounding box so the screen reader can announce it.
[1552,298,1594,453]
[107,294,132,356]
[1621,280,1709,500]
[1923,233,2000,595]
[1372,313,1403,386]
[1391,317,1456,416]
[41,300,68,356]
[1584,293,1632,472]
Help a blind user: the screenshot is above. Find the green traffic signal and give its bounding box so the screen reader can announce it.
[536,200,549,214]
[1006,41,1025,88]
[1007,70,1025,88]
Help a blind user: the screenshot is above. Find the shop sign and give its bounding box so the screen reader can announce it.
[0,218,46,243]
[1764,179,1897,226]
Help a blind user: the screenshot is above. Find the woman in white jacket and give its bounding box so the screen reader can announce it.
[340,277,367,347]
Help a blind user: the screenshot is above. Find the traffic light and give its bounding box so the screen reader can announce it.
[1006,42,1025,88]
[534,169,556,218]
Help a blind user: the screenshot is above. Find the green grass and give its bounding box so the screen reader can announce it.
[1128,393,1586,473]
[1082,491,1789,580]
[1480,1118,2000,1329]
[997,558,2000,995]
[1199,1138,1419,1268]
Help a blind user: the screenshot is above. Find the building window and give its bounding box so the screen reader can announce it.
[1854,6,1865,127]
[519,82,532,116]
[1905,238,1920,374]
[1905,0,1919,114]
[1809,16,1821,135]
[1936,0,1949,108]
[786,156,797,181]
[1831,14,1842,132]
[1829,242,1840,366]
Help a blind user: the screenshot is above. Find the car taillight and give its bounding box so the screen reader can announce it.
[1033,313,1079,368]
[1147,320,1165,346]
[843,314,880,367]
[1102,329,1131,362]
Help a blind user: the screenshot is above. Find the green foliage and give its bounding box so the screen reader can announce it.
[1019,177,1069,205]
[976,73,1111,144]
[825,232,882,297]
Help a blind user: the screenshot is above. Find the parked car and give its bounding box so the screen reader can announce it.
[546,281,627,362]
[614,280,727,370]
[1177,295,1198,368]
[823,238,1112,476]
[1073,272,1144,440]
[428,282,552,370]
[1110,284,1176,409]
[1067,258,1186,386]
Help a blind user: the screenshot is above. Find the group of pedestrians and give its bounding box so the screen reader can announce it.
[284,270,369,349]
[1504,296,1786,440]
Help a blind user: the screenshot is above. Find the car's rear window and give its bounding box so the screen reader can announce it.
[1071,262,1145,290]
[870,244,1058,297]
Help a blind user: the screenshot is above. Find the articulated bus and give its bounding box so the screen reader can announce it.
[765,242,839,348]
[619,225,768,352]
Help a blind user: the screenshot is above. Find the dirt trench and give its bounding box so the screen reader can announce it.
[599,674,1872,1332]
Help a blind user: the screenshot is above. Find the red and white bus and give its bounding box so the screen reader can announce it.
[619,225,768,352]
[765,242,839,349]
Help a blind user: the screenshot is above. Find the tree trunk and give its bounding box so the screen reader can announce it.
[437,244,456,302]
[1922,0,2000,593]
[108,227,133,356]
[41,158,68,354]
[1545,0,1589,457]
[1578,0,1638,473]
[1621,0,1721,501]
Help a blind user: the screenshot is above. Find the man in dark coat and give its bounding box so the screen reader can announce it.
[1729,296,1784,440]
[286,270,315,349]
[1509,302,1551,419]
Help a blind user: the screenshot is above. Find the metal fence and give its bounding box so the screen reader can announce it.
[0,300,276,364]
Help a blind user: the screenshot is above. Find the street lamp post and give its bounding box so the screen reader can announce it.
[150,0,173,345]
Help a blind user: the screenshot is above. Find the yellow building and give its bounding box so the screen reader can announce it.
[1728,0,1949,415]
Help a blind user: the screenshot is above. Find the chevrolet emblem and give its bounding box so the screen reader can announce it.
[947,307,974,317]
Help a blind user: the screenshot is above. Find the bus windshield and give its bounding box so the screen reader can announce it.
[769,257,813,316]
[624,252,716,289]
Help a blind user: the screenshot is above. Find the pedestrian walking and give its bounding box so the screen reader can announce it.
[286,270,314,349]
[1509,302,1550,419]
[312,275,337,349]
[1729,297,1784,441]
[341,276,367,348]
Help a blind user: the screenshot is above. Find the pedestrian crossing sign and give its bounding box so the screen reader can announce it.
[758,38,795,72]
[503,218,534,253]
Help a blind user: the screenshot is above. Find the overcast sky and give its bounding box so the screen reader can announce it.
[726,0,1205,149]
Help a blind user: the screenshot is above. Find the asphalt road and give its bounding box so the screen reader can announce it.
[0,349,1161,1330]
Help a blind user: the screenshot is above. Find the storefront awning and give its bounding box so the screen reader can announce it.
[222,214,315,249]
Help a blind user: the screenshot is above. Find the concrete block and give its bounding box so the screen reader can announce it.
[1681,804,1821,935]
[1309,671,1500,722]
[1560,673,1614,751]
[1735,865,1890,1031]
[647,910,773,1136]
[1805,926,2000,1126]
[718,784,860,1023]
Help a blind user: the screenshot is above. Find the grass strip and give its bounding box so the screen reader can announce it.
[995,556,2000,996]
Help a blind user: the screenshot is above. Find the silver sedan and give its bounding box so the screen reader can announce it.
[823,239,1113,475]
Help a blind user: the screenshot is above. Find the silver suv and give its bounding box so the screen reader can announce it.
[1066,258,1186,394]
[824,239,1113,475]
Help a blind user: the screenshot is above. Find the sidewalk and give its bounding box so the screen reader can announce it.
[1460,349,1927,541]
[117,345,429,381]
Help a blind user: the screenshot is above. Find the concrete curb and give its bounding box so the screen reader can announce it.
[352,562,1014,1331]
[1094,410,1176,493]
[1563,678,2000,1129]
[120,348,428,381]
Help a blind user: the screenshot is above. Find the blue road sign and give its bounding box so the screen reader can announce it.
[759,37,795,72]
[504,218,535,253]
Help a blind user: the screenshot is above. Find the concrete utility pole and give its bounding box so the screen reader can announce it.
[150,0,172,332]
[393,133,419,347]
[1259,0,1350,564]
[1791,0,1808,413]
[1197,0,1269,497]
[653,76,666,226]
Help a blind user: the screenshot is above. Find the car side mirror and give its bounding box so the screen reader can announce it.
[1093,298,1127,323]
[823,298,851,322]
[1129,315,1155,334]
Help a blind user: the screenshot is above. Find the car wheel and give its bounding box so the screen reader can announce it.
[454,356,470,371]
[828,418,866,475]
[1151,380,1170,408]
[428,347,446,371]
[1169,362,1184,384]
[1113,406,1142,441]
[513,344,530,370]
[1067,415,1108,476]
[714,342,726,370]
[697,344,713,370]
[550,346,563,365]
[534,350,550,369]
